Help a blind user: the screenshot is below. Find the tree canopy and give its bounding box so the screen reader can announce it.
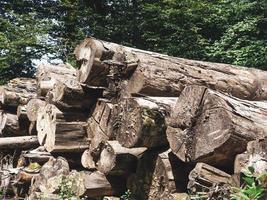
[0,0,266,83]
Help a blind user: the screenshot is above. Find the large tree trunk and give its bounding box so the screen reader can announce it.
[36,104,89,152]
[0,78,37,108]
[167,85,267,168]
[47,81,103,109]
[0,136,38,149]
[116,97,177,148]
[74,38,267,100]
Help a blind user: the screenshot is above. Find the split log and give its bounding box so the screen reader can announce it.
[36,63,77,97]
[167,85,267,167]
[0,136,38,149]
[84,140,146,175]
[75,38,267,100]
[86,99,115,154]
[187,163,231,194]
[234,137,267,176]
[0,78,37,108]
[0,111,20,136]
[47,81,103,109]
[36,104,89,152]
[116,96,177,148]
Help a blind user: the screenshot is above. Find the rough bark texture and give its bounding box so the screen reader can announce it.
[187,163,231,193]
[75,38,267,100]
[36,104,89,152]
[116,97,177,148]
[167,85,267,167]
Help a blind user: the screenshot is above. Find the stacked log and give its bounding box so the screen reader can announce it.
[1,38,267,199]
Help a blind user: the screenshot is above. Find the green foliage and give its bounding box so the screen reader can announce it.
[230,167,266,200]
[1,0,266,83]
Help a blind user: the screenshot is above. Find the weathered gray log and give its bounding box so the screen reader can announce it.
[0,110,20,136]
[0,78,37,108]
[75,38,267,100]
[187,163,231,194]
[36,63,77,97]
[116,96,177,148]
[20,146,53,165]
[167,85,267,167]
[85,140,146,175]
[47,81,103,109]
[36,104,89,152]
[234,137,267,176]
[0,136,38,149]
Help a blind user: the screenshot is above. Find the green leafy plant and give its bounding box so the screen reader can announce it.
[230,166,266,200]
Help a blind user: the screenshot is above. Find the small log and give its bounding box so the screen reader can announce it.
[103,197,120,200]
[47,81,103,109]
[36,104,89,152]
[234,137,267,176]
[0,111,20,136]
[26,98,46,122]
[167,85,267,167]
[21,146,52,165]
[81,149,96,170]
[36,63,77,97]
[75,38,267,100]
[116,96,177,148]
[0,78,37,108]
[0,136,38,149]
[187,163,231,193]
[89,140,147,175]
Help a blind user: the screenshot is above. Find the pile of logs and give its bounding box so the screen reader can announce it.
[0,38,267,200]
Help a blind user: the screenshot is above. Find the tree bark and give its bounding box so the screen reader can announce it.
[75,38,267,100]
[167,85,267,167]
[36,104,89,152]
[187,163,231,193]
[116,96,177,148]
[0,136,38,149]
